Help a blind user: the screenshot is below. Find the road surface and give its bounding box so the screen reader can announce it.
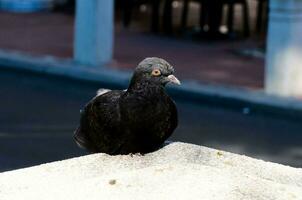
[0,69,301,172]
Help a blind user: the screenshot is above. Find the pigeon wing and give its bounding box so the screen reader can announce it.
[74,90,126,154]
[96,88,111,96]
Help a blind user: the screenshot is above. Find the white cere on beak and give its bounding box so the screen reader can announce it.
[167,75,181,85]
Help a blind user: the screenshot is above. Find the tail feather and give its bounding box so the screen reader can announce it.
[73,127,93,151]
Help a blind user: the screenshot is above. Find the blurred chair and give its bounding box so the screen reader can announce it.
[181,0,206,31]
[117,0,161,32]
[255,0,268,34]
[53,0,75,14]
[181,0,250,37]
[163,0,174,34]
[225,0,250,37]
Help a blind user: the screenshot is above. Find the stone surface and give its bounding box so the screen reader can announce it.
[0,142,301,200]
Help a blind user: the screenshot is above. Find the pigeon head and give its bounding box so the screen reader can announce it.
[131,57,181,87]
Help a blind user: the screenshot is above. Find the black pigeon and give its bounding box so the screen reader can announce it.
[74,57,180,155]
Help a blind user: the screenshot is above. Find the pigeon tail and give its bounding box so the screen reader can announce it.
[73,127,94,152]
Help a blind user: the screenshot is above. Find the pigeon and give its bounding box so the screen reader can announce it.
[74,57,180,155]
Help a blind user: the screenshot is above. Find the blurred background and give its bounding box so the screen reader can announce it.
[0,0,302,172]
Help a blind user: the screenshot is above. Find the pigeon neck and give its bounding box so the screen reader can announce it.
[127,75,164,95]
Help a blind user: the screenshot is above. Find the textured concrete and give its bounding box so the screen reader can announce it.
[0,143,301,200]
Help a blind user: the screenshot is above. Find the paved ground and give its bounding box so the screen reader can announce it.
[0,69,301,173]
[0,2,265,89]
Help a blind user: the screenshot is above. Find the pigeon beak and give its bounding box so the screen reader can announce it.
[167,75,181,85]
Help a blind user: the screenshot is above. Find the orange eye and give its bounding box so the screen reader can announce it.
[151,69,161,76]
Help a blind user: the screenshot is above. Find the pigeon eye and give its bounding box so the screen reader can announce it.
[151,69,161,76]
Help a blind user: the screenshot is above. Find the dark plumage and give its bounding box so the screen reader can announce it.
[74,57,180,155]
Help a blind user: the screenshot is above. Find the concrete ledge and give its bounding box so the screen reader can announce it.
[0,142,301,200]
[1,50,302,119]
